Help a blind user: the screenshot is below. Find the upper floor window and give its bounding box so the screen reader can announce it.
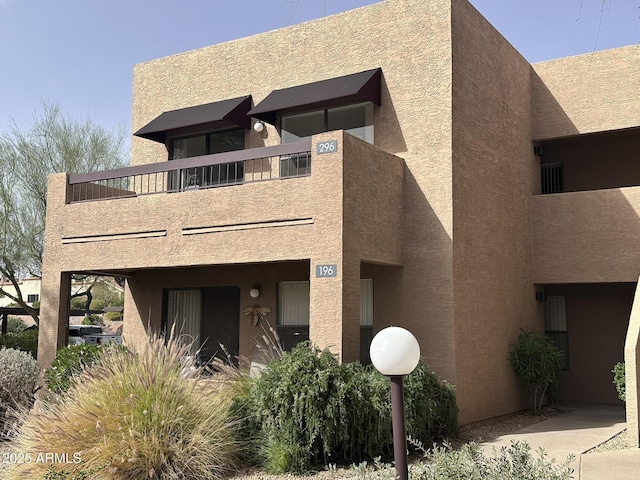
[281,102,374,144]
[169,128,245,189]
[541,162,563,194]
[170,128,245,159]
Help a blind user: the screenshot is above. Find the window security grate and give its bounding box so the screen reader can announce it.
[541,163,563,194]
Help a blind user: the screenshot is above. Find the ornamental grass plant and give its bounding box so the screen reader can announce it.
[7,332,241,480]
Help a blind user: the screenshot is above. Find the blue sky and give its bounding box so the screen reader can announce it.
[0,0,638,143]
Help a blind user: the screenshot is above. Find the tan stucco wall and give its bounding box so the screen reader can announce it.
[625,277,640,447]
[131,0,457,381]
[532,45,640,140]
[450,0,542,423]
[39,132,403,364]
[40,0,640,423]
[546,283,632,405]
[43,133,404,272]
[123,262,309,360]
[0,278,41,307]
[532,187,640,284]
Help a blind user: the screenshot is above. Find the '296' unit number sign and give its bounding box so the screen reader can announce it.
[316,140,338,154]
[316,264,338,277]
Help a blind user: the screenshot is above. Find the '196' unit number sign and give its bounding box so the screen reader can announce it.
[316,140,338,154]
[316,264,338,277]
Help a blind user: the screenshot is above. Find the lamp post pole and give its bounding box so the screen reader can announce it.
[390,376,408,480]
[369,326,420,480]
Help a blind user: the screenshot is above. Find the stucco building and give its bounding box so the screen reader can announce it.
[0,277,41,308]
[39,0,640,427]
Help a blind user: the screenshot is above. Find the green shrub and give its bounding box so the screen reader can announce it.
[6,316,27,333]
[352,440,574,480]
[91,280,124,307]
[44,343,104,395]
[508,330,562,415]
[88,298,106,311]
[0,347,39,437]
[241,342,457,473]
[44,463,107,480]
[8,333,240,480]
[414,441,573,479]
[0,330,39,358]
[105,311,123,322]
[80,314,103,326]
[612,362,625,402]
[404,362,459,440]
[70,297,87,310]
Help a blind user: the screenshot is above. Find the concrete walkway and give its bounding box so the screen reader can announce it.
[481,404,637,479]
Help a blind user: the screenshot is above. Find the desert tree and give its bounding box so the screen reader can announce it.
[0,102,126,325]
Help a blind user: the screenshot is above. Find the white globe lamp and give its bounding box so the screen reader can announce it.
[369,326,420,480]
[370,326,420,376]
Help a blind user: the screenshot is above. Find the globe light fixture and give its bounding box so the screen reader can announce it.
[253,121,265,133]
[370,326,420,480]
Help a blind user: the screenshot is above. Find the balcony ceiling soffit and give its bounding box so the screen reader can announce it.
[134,95,252,143]
[248,68,382,125]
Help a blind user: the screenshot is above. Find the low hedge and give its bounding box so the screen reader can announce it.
[44,344,105,395]
[238,341,458,473]
[0,330,38,358]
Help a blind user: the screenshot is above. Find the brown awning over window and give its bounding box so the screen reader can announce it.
[248,68,382,125]
[134,95,252,143]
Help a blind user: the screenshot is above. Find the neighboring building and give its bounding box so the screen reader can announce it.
[0,276,123,309]
[0,277,41,307]
[39,0,640,427]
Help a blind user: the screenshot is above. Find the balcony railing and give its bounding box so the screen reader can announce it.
[68,140,312,203]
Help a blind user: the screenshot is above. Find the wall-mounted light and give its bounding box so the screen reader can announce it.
[249,286,260,298]
[253,121,265,133]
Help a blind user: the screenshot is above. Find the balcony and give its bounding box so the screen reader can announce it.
[69,141,312,203]
[45,132,404,274]
[532,186,640,283]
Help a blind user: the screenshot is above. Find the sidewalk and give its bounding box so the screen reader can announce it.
[480,404,635,479]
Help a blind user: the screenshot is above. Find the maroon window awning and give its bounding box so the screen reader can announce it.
[248,68,382,125]
[134,95,252,143]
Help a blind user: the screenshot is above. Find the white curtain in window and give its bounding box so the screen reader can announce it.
[360,279,373,326]
[545,296,567,331]
[278,281,310,326]
[166,289,202,354]
[278,279,374,327]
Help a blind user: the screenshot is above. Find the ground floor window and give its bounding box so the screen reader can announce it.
[276,279,374,364]
[360,279,374,365]
[545,295,569,369]
[277,281,310,350]
[278,281,310,326]
[163,287,240,362]
[165,289,202,354]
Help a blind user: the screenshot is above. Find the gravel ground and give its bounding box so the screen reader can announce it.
[0,408,630,479]
[229,409,565,480]
[585,429,632,454]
